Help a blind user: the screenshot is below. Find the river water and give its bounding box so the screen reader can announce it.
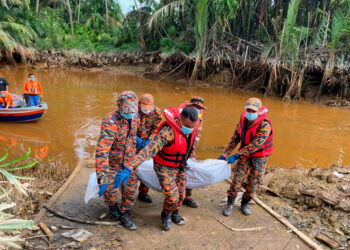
[0,68,349,170]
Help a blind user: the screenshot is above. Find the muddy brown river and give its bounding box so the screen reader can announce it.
[0,68,349,170]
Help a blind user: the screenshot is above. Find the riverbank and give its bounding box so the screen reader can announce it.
[7,49,350,107]
[258,165,350,249]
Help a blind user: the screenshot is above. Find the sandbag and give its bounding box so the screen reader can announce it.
[84,159,231,203]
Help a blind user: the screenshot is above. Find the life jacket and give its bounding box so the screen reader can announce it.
[25,80,41,95]
[153,106,198,167]
[0,93,13,107]
[237,106,274,157]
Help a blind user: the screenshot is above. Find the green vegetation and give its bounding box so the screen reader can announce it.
[0,149,38,249]
[1,0,350,98]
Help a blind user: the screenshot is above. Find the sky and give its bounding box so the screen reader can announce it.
[117,0,133,14]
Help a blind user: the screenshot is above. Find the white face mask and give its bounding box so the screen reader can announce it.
[141,108,152,114]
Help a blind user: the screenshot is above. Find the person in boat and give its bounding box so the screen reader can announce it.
[219,97,274,217]
[95,91,140,231]
[181,96,206,208]
[136,93,163,203]
[0,77,9,93]
[0,91,13,109]
[23,73,43,107]
[114,105,199,231]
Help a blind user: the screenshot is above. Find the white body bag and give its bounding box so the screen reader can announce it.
[85,159,231,204]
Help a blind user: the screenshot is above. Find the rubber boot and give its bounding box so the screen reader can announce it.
[109,203,121,220]
[223,197,235,217]
[241,196,252,216]
[120,211,137,230]
[161,211,172,231]
[138,192,153,203]
[171,210,185,225]
[183,198,198,208]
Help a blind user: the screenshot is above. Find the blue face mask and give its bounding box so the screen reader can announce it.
[0,94,5,97]
[181,126,193,135]
[29,77,35,81]
[121,113,135,120]
[245,112,258,121]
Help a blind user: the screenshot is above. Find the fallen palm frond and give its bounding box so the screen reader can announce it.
[0,149,38,249]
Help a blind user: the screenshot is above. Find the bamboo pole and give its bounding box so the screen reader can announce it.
[253,197,323,250]
[225,178,323,249]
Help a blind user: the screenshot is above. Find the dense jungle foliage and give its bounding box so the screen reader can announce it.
[1,0,350,99]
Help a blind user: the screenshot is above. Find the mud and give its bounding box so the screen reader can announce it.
[258,166,350,249]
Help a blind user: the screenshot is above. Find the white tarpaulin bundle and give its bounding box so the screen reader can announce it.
[137,159,231,191]
[84,159,231,204]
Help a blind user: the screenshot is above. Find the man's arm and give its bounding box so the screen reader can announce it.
[95,119,117,184]
[128,126,174,170]
[222,124,241,157]
[237,121,271,157]
[5,95,12,109]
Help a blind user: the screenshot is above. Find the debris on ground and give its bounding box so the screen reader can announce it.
[62,229,93,242]
[38,222,54,242]
[98,212,108,220]
[258,165,350,249]
[62,228,93,242]
[50,225,58,232]
[315,233,340,249]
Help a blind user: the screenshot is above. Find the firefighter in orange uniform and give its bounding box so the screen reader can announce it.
[179,96,206,208]
[219,98,274,216]
[114,105,199,231]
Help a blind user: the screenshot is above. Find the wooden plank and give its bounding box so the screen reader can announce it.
[33,159,86,224]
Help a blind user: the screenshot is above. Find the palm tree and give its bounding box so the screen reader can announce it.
[0,0,37,63]
[316,7,350,101]
[148,0,239,82]
[190,0,208,82]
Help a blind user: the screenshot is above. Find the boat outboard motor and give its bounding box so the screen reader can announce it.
[23,93,29,106]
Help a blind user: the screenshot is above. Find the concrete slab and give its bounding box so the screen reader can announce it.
[28,161,314,250]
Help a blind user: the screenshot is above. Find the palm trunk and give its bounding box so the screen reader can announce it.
[317,49,336,102]
[283,69,298,101]
[133,0,147,52]
[35,0,40,15]
[77,0,81,23]
[105,0,109,32]
[66,0,74,36]
[190,55,201,83]
[139,27,148,52]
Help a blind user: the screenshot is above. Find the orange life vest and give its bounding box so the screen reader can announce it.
[0,93,13,107]
[24,79,42,95]
[153,106,198,167]
[237,106,274,157]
